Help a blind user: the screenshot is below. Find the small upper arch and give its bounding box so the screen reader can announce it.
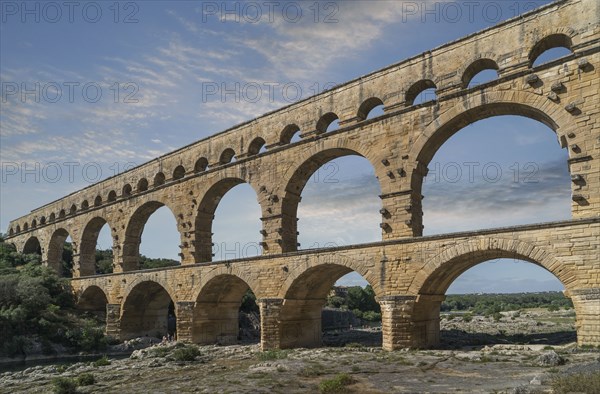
[122,184,132,197]
[461,58,499,88]
[137,178,149,192]
[9,227,14,236]
[529,33,574,67]
[107,190,117,202]
[405,79,437,106]
[194,158,208,173]
[94,195,102,207]
[280,124,301,145]
[357,97,384,120]
[16,225,21,233]
[50,212,56,222]
[154,172,166,186]
[40,216,46,225]
[31,219,37,228]
[23,223,29,231]
[219,148,236,164]
[247,137,266,156]
[173,165,186,180]
[315,112,339,134]
[81,200,89,210]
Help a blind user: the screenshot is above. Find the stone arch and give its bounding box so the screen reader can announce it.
[107,190,117,202]
[405,79,437,106]
[76,285,109,318]
[247,137,266,156]
[122,184,132,197]
[173,165,186,180]
[50,213,56,222]
[68,205,75,216]
[79,216,113,277]
[193,177,263,263]
[529,32,574,67]
[279,144,385,252]
[192,273,257,344]
[23,223,29,231]
[280,124,301,144]
[40,216,46,225]
[461,58,499,88]
[219,148,236,164]
[47,228,71,276]
[81,200,89,210]
[194,158,208,173]
[407,91,572,235]
[31,219,37,228]
[277,254,382,348]
[120,280,177,340]
[357,97,384,120]
[94,195,102,207]
[23,236,42,255]
[122,200,181,271]
[315,112,339,134]
[8,227,14,236]
[137,178,149,192]
[153,172,166,186]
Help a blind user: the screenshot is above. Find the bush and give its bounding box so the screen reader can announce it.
[319,373,355,393]
[171,346,200,361]
[92,355,110,367]
[462,313,473,322]
[51,377,77,394]
[76,373,95,386]
[258,349,288,361]
[552,372,600,394]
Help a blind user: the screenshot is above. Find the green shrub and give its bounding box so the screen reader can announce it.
[258,349,288,361]
[319,373,355,393]
[76,373,95,386]
[92,355,110,367]
[150,346,170,358]
[462,313,473,322]
[51,377,77,394]
[551,372,600,394]
[171,346,200,361]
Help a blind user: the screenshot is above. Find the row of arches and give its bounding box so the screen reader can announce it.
[7,33,578,237]
[76,242,576,348]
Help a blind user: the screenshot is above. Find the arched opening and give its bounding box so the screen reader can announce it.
[107,190,117,202]
[94,195,102,207]
[47,228,73,277]
[173,165,186,180]
[280,124,302,144]
[283,149,382,252]
[316,112,339,134]
[23,236,42,255]
[406,79,437,106]
[40,216,46,225]
[422,115,570,235]
[23,223,29,231]
[357,97,384,120]
[413,251,575,349]
[31,219,37,228]
[195,179,261,262]
[193,275,259,345]
[280,264,381,348]
[8,228,14,236]
[81,200,89,210]
[120,281,176,341]
[194,158,208,173]
[219,148,236,165]
[153,172,166,186]
[15,225,21,233]
[247,137,266,156]
[462,58,499,88]
[77,286,108,332]
[137,178,149,192]
[211,183,262,261]
[530,34,573,67]
[49,213,56,222]
[123,202,180,271]
[80,217,113,276]
[122,184,132,197]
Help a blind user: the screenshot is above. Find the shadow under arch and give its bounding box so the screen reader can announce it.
[406,239,576,348]
[278,256,382,349]
[77,285,109,325]
[120,280,176,341]
[122,201,180,272]
[79,216,113,277]
[192,274,257,345]
[23,236,42,255]
[280,147,383,252]
[47,228,71,276]
[193,177,262,263]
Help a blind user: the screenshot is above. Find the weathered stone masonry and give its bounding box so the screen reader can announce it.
[4,0,600,350]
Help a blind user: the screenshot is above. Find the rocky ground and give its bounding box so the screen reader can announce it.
[1,309,598,393]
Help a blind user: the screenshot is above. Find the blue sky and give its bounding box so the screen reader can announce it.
[1,0,571,293]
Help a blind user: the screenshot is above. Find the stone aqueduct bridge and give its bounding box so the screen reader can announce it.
[5,0,600,350]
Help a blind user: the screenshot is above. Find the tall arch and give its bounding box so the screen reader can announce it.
[193,178,261,262]
[22,236,42,255]
[280,147,383,252]
[77,285,109,324]
[47,228,71,276]
[192,274,254,344]
[120,280,176,340]
[122,201,180,271]
[79,217,112,277]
